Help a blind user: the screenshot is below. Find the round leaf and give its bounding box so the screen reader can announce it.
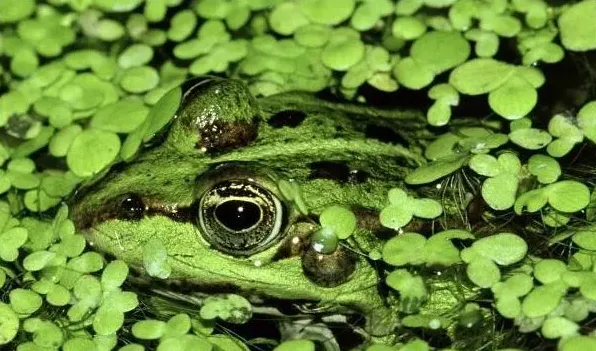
[449,58,514,95]
[547,180,590,213]
[471,233,528,265]
[67,129,121,178]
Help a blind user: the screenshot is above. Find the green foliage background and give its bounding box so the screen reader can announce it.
[2,0,596,350]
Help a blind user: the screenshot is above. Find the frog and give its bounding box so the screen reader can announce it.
[69,76,484,349]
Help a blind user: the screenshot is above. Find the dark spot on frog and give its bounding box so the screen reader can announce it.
[308,161,369,184]
[302,246,357,288]
[365,123,409,147]
[352,207,394,239]
[196,119,258,153]
[267,109,307,128]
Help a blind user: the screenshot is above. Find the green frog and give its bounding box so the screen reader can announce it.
[70,77,481,349]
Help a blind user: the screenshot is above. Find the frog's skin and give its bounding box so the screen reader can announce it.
[70,77,479,346]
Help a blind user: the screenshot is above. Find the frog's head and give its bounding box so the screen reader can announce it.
[70,77,427,338]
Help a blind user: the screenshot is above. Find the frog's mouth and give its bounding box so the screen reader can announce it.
[127,271,370,350]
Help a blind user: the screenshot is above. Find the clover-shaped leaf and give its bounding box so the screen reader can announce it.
[470,153,521,210]
[0,226,28,262]
[386,269,428,313]
[423,229,474,266]
[548,114,583,157]
[528,155,561,184]
[380,189,442,228]
[200,294,252,324]
[492,273,534,299]
[427,84,459,126]
[465,29,499,57]
[482,173,519,210]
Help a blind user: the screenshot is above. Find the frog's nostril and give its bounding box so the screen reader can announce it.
[119,194,145,220]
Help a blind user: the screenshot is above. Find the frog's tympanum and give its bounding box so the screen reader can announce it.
[70,77,479,348]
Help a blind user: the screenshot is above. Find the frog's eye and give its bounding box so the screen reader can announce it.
[197,180,284,256]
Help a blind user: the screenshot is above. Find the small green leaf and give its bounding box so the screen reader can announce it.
[321,29,364,71]
[578,101,596,143]
[380,204,413,230]
[471,233,528,265]
[132,320,166,340]
[299,0,355,25]
[449,58,514,95]
[93,306,124,335]
[0,303,19,345]
[382,232,426,266]
[273,340,315,351]
[488,76,537,120]
[547,180,590,213]
[392,57,434,90]
[466,257,501,288]
[101,260,129,291]
[120,66,160,93]
[392,16,427,40]
[469,154,500,177]
[67,129,121,178]
[528,155,561,184]
[558,0,596,51]
[509,128,552,150]
[534,259,567,284]
[482,173,519,210]
[410,31,470,74]
[143,238,171,279]
[522,282,567,318]
[411,199,443,218]
[9,288,42,315]
[405,154,469,185]
[319,205,357,239]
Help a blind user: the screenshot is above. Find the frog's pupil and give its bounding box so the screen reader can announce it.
[215,200,261,231]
